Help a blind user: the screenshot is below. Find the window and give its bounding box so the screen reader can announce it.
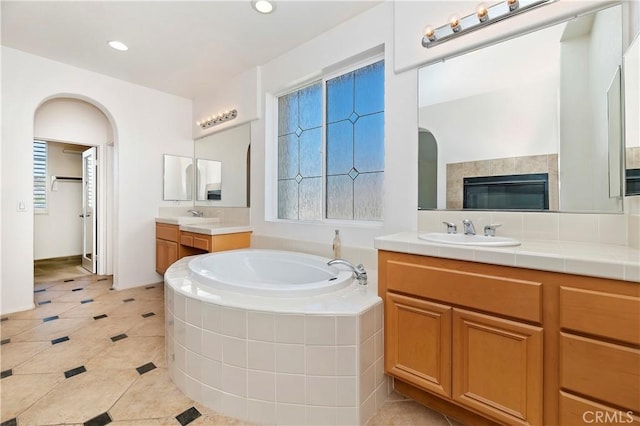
[33,140,47,213]
[277,59,384,222]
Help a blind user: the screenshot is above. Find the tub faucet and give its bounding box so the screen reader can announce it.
[327,259,367,286]
[462,219,476,235]
[188,210,204,217]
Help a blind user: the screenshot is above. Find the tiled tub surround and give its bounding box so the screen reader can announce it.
[446,154,559,210]
[164,256,389,425]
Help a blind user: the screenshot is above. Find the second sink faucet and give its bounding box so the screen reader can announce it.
[462,219,476,235]
[188,209,204,217]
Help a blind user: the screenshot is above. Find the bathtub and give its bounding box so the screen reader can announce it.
[164,249,389,425]
[188,249,354,297]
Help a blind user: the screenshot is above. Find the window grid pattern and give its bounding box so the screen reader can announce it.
[276,59,384,222]
[33,140,47,213]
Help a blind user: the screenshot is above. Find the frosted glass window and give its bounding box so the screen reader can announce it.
[326,60,385,220]
[277,59,384,221]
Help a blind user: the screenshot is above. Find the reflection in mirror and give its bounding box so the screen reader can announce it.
[418,4,624,213]
[607,67,622,198]
[194,123,251,207]
[197,159,222,201]
[625,35,640,196]
[163,154,193,201]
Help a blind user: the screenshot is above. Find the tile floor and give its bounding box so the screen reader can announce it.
[1,268,463,426]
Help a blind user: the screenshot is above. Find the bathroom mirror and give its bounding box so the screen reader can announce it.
[624,34,640,196]
[196,159,222,201]
[418,4,625,213]
[163,154,193,201]
[194,123,250,207]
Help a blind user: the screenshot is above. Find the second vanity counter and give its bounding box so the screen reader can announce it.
[155,217,252,274]
[374,231,639,283]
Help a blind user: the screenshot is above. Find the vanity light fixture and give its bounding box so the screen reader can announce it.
[197,109,238,129]
[422,0,554,48]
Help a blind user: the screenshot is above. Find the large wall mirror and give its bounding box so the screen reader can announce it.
[418,4,627,213]
[194,123,251,207]
[163,154,193,201]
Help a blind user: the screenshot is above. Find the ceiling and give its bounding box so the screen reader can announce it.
[1,1,381,99]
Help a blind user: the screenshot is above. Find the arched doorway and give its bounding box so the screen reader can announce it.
[33,96,116,279]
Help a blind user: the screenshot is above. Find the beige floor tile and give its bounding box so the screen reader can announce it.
[34,290,72,303]
[13,337,110,374]
[85,336,164,371]
[109,368,194,421]
[58,300,124,318]
[9,302,78,320]
[47,280,96,292]
[366,399,452,426]
[68,315,139,341]
[0,341,51,370]
[109,418,181,425]
[127,315,165,337]
[18,368,139,425]
[107,299,165,318]
[0,372,64,422]
[11,317,91,343]
[0,318,42,339]
[54,287,112,303]
[193,403,254,425]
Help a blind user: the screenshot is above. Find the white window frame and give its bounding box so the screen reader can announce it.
[33,140,48,214]
[271,54,385,225]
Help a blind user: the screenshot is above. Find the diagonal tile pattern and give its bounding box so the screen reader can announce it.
[0,266,463,426]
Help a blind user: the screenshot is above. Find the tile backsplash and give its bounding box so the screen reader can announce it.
[418,209,639,249]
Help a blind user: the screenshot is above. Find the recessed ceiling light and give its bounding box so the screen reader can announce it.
[252,0,274,14]
[108,41,128,51]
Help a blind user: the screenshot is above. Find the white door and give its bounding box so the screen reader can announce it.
[81,147,97,273]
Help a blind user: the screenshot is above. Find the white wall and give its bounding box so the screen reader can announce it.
[1,46,192,315]
[34,97,110,145]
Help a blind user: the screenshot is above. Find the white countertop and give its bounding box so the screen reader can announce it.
[375,232,640,283]
[155,217,252,235]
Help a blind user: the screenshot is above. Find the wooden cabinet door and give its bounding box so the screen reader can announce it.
[385,292,452,398]
[156,239,178,274]
[452,309,543,426]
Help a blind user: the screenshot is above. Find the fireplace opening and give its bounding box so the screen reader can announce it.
[463,173,549,210]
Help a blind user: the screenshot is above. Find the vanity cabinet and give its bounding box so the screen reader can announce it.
[380,251,542,425]
[156,223,251,274]
[379,250,640,426]
[156,223,179,274]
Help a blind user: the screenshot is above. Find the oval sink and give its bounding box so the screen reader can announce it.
[418,232,520,247]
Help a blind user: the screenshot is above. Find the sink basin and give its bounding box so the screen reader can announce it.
[418,232,521,247]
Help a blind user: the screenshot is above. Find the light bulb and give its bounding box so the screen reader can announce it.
[477,4,489,22]
[507,0,519,11]
[450,16,461,32]
[424,26,436,42]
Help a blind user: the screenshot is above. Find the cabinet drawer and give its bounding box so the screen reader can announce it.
[212,232,251,252]
[560,333,640,412]
[560,391,640,425]
[156,223,179,242]
[560,286,640,345]
[180,232,211,251]
[385,260,542,323]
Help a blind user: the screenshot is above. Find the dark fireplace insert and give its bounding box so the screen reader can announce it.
[463,173,549,210]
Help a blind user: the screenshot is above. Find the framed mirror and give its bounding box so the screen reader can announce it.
[194,123,250,207]
[163,154,193,201]
[418,4,625,213]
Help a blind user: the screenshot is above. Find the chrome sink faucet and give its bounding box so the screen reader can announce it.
[442,221,457,234]
[188,209,204,217]
[462,219,476,235]
[327,259,367,285]
[483,224,502,237]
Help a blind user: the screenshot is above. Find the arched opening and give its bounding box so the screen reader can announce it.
[418,129,438,210]
[33,96,116,281]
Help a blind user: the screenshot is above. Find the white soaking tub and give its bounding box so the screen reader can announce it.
[164,249,389,425]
